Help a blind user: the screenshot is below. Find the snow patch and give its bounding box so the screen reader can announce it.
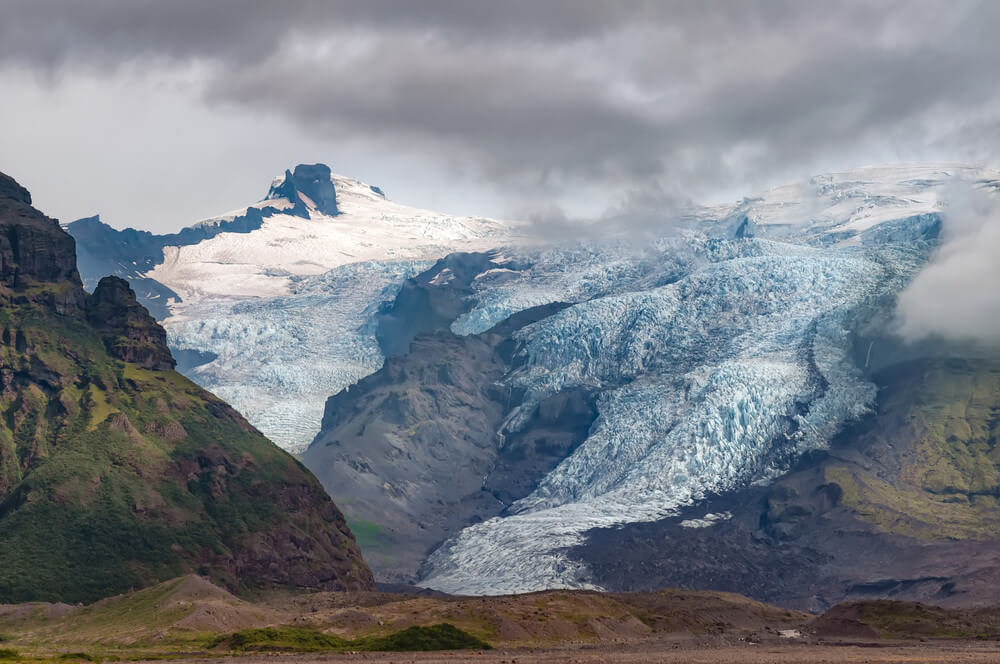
[680,512,733,528]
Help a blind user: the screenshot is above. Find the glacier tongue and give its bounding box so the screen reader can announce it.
[420,227,937,594]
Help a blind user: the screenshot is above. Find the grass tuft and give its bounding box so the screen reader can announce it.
[212,623,491,653]
[58,653,100,662]
[359,623,492,651]
[213,627,347,652]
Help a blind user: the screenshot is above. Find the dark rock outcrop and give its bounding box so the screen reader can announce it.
[0,173,86,315]
[375,252,496,357]
[86,276,176,371]
[265,163,339,217]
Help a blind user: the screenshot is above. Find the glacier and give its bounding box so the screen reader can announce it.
[417,165,999,594]
[165,260,430,450]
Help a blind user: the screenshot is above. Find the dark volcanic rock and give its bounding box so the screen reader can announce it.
[0,172,31,204]
[0,173,86,315]
[86,276,176,370]
[266,163,339,217]
[305,329,508,580]
[375,252,495,357]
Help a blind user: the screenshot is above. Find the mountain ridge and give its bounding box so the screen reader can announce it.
[62,161,1000,605]
[0,170,374,602]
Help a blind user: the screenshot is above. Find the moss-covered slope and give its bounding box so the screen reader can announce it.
[0,172,373,602]
[823,358,1000,540]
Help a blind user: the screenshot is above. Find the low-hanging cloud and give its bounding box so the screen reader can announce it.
[895,184,1000,347]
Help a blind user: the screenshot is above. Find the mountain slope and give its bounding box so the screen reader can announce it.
[64,161,1000,605]
[302,253,579,580]
[67,164,521,451]
[0,171,374,603]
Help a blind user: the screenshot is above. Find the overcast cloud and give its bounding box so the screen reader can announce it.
[3,1,1000,232]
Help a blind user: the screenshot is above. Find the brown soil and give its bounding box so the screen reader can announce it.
[3,576,1000,663]
[141,641,1000,664]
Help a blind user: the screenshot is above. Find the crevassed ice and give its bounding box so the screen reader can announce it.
[420,231,932,594]
[165,260,431,451]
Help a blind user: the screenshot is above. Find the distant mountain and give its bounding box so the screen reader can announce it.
[66,164,520,450]
[0,171,373,602]
[300,164,1000,609]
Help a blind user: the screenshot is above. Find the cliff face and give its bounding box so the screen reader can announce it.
[0,173,86,316]
[0,171,374,602]
[302,255,588,583]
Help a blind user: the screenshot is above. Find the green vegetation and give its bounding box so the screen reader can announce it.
[0,649,19,660]
[358,623,492,651]
[57,653,100,662]
[817,600,1000,640]
[212,623,490,653]
[27,577,217,642]
[0,294,369,603]
[345,517,398,553]
[214,627,347,652]
[829,360,1000,540]
[854,601,969,638]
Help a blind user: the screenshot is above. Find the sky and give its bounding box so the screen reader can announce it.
[3,1,1000,233]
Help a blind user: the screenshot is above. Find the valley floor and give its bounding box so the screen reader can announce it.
[3,576,999,662]
[138,641,1000,664]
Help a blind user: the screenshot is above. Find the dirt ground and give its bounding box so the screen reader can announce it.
[145,640,1000,664]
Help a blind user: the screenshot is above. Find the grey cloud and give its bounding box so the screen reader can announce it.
[4,1,1000,217]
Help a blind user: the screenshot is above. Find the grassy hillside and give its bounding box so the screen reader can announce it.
[825,359,1000,540]
[0,296,372,602]
[0,171,373,603]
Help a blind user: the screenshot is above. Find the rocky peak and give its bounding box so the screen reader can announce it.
[86,276,176,371]
[0,172,32,205]
[265,163,339,217]
[0,172,86,315]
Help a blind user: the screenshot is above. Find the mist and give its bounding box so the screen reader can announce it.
[895,183,1000,348]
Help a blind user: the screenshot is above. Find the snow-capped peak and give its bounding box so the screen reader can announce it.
[146,164,521,303]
